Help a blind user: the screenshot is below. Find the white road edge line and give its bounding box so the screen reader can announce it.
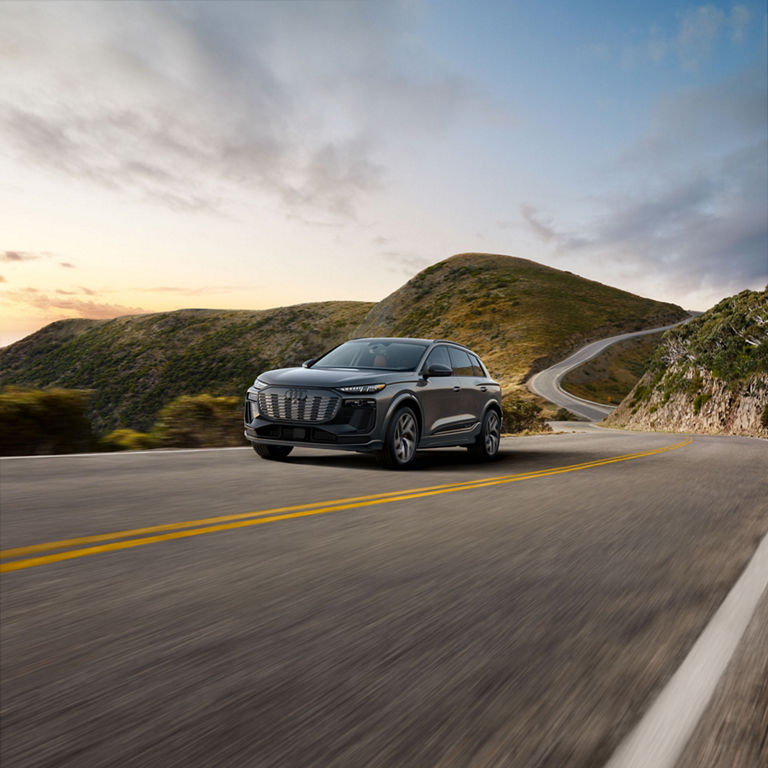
[604,528,768,768]
[0,446,253,460]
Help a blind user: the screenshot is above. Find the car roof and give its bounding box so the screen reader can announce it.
[349,336,475,352]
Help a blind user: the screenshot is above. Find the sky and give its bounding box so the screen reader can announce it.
[1,0,766,347]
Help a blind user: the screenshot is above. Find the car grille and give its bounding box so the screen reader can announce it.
[257,388,340,423]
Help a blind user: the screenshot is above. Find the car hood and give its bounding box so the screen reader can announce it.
[256,367,412,388]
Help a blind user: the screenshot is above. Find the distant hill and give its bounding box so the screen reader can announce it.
[0,302,372,433]
[355,253,687,390]
[607,288,768,438]
[0,253,688,435]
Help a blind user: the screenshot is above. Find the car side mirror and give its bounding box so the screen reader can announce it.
[424,363,452,378]
[302,359,316,368]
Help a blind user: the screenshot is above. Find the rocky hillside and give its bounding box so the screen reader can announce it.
[0,253,687,435]
[0,302,372,433]
[607,288,768,438]
[355,253,687,391]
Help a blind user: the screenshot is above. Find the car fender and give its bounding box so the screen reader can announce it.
[383,391,423,435]
[480,397,503,431]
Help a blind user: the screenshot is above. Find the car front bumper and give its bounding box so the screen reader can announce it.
[244,421,384,452]
[244,392,384,452]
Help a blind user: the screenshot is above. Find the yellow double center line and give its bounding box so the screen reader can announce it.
[1,437,692,573]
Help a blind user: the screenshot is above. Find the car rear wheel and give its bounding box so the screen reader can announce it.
[469,409,501,460]
[380,406,419,469]
[253,443,293,461]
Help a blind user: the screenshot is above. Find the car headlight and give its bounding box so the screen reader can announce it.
[338,383,386,394]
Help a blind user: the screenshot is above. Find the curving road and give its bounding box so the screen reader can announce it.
[528,321,687,421]
[2,428,766,768]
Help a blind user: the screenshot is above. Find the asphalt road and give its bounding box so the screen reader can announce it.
[527,322,686,421]
[2,430,766,767]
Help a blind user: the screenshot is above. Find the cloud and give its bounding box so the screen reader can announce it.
[1,250,76,269]
[1,250,42,262]
[141,285,238,295]
[2,287,146,319]
[280,138,384,218]
[143,286,201,294]
[520,206,589,250]
[379,250,431,276]
[0,1,474,220]
[728,4,752,41]
[522,68,768,306]
[620,3,755,71]
[620,67,766,171]
[523,142,767,302]
[676,4,726,70]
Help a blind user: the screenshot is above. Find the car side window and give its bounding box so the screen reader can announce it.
[425,345,451,370]
[469,353,484,377]
[448,347,474,377]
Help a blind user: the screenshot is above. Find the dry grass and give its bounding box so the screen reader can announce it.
[354,253,686,390]
[560,333,664,405]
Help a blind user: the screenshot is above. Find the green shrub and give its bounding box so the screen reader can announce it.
[99,428,156,451]
[151,394,246,448]
[554,407,585,421]
[0,387,94,456]
[692,392,712,415]
[649,289,767,383]
[501,395,545,433]
[631,383,652,405]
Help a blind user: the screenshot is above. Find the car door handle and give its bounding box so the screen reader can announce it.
[453,385,461,391]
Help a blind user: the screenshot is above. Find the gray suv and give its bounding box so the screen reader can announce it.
[244,337,502,468]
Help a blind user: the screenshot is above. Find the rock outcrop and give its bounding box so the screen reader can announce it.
[606,288,768,439]
[608,367,768,438]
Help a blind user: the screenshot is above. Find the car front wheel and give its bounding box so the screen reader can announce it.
[380,406,419,469]
[469,409,501,460]
[253,443,293,461]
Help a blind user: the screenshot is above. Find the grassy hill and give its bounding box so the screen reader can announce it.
[0,302,372,433]
[354,253,687,394]
[607,288,768,437]
[0,253,688,437]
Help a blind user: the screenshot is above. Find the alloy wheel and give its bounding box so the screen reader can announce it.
[393,411,417,464]
[484,411,501,455]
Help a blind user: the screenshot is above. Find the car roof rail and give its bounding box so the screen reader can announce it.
[432,339,472,350]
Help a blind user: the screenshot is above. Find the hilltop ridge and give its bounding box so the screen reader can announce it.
[354,253,686,388]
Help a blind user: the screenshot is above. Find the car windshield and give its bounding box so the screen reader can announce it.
[313,340,429,371]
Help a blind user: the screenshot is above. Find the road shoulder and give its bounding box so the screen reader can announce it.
[676,586,768,768]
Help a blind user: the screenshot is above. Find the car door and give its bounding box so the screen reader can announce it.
[447,347,483,427]
[467,351,495,416]
[419,345,465,436]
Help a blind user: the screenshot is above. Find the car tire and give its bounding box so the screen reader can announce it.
[469,409,501,460]
[380,406,419,469]
[253,443,293,461]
